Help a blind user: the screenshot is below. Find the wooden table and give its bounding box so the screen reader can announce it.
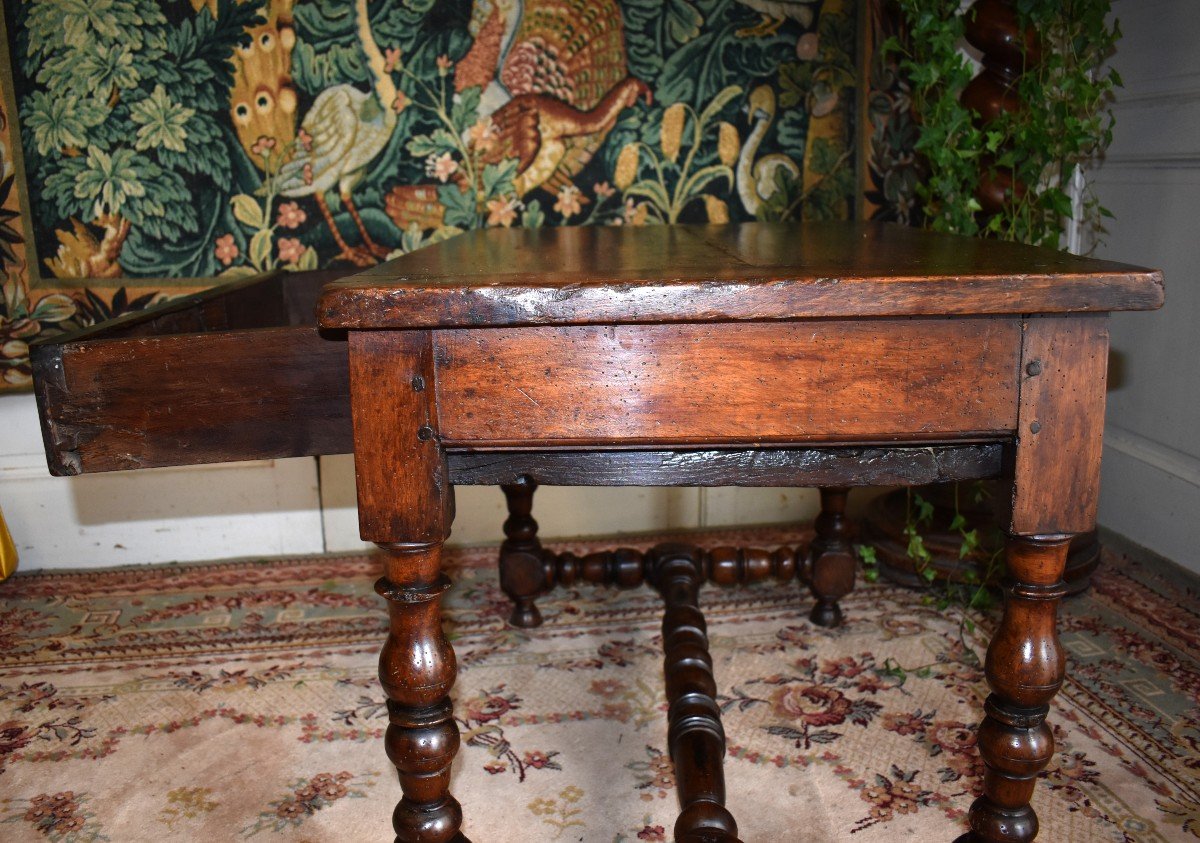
[33,221,1162,842]
[316,221,1160,843]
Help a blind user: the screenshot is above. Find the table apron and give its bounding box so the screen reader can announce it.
[431,318,1023,447]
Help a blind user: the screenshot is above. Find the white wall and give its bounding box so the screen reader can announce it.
[1090,0,1200,572]
[1,392,325,569]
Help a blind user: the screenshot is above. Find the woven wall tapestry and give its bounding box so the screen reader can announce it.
[1,0,917,393]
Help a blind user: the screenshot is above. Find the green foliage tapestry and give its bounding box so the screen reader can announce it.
[0,0,863,390]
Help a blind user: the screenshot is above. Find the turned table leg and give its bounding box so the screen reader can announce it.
[960,534,1071,842]
[807,487,856,627]
[958,314,1110,841]
[498,477,549,628]
[648,545,741,843]
[348,330,468,842]
[378,542,466,842]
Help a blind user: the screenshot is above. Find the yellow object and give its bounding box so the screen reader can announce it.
[660,103,686,163]
[0,505,16,580]
[614,144,639,190]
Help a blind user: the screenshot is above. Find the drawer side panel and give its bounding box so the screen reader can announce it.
[33,327,352,474]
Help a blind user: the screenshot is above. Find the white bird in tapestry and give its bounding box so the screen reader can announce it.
[735,0,823,37]
[736,85,801,217]
[277,0,397,266]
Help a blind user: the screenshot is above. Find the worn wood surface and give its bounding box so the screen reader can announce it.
[32,327,351,476]
[31,270,354,476]
[498,478,545,628]
[448,445,1005,487]
[434,319,1022,446]
[348,331,452,544]
[317,222,1163,329]
[1010,315,1109,535]
[966,534,1072,843]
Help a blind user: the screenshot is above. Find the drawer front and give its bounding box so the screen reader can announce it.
[434,318,1022,447]
[32,270,355,475]
[34,327,352,475]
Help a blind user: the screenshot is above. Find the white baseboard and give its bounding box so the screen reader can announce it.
[1099,426,1200,575]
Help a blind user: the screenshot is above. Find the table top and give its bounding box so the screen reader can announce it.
[317,222,1163,329]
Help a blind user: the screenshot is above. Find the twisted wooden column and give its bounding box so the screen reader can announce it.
[961,0,1040,215]
[647,545,741,843]
[960,534,1071,843]
[498,477,547,628]
[547,543,804,591]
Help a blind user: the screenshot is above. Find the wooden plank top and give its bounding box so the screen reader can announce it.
[317,221,1163,329]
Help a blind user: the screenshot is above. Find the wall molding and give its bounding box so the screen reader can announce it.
[1101,153,1200,170]
[1113,85,1200,108]
[1104,424,1200,489]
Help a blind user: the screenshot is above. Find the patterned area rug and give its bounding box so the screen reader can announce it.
[1,527,1197,842]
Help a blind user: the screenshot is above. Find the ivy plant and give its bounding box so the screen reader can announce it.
[886,0,1121,248]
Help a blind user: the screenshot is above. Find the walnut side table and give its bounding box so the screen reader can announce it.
[314,221,1163,842]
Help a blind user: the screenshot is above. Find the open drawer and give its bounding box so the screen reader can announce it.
[31,270,355,476]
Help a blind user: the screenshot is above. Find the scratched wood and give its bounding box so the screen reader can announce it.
[348,330,452,543]
[447,445,1004,486]
[31,270,356,476]
[318,222,1164,329]
[32,327,352,476]
[433,319,1023,446]
[1010,315,1110,535]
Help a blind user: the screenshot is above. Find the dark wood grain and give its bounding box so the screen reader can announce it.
[348,331,464,842]
[348,330,452,544]
[528,542,804,593]
[806,488,856,627]
[967,534,1071,843]
[376,542,465,843]
[31,269,355,476]
[434,319,1023,446]
[1010,315,1109,535]
[447,445,1005,486]
[497,478,545,628]
[647,545,741,843]
[30,220,1163,841]
[317,223,1163,329]
[32,327,351,476]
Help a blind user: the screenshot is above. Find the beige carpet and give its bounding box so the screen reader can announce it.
[1,526,1197,841]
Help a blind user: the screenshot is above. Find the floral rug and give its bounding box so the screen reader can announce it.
[0,527,1197,842]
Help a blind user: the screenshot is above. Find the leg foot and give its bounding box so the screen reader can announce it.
[807,487,856,628]
[498,478,548,628]
[966,534,1071,843]
[377,542,463,843]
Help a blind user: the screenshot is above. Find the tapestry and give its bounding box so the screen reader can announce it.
[0,0,877,392]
